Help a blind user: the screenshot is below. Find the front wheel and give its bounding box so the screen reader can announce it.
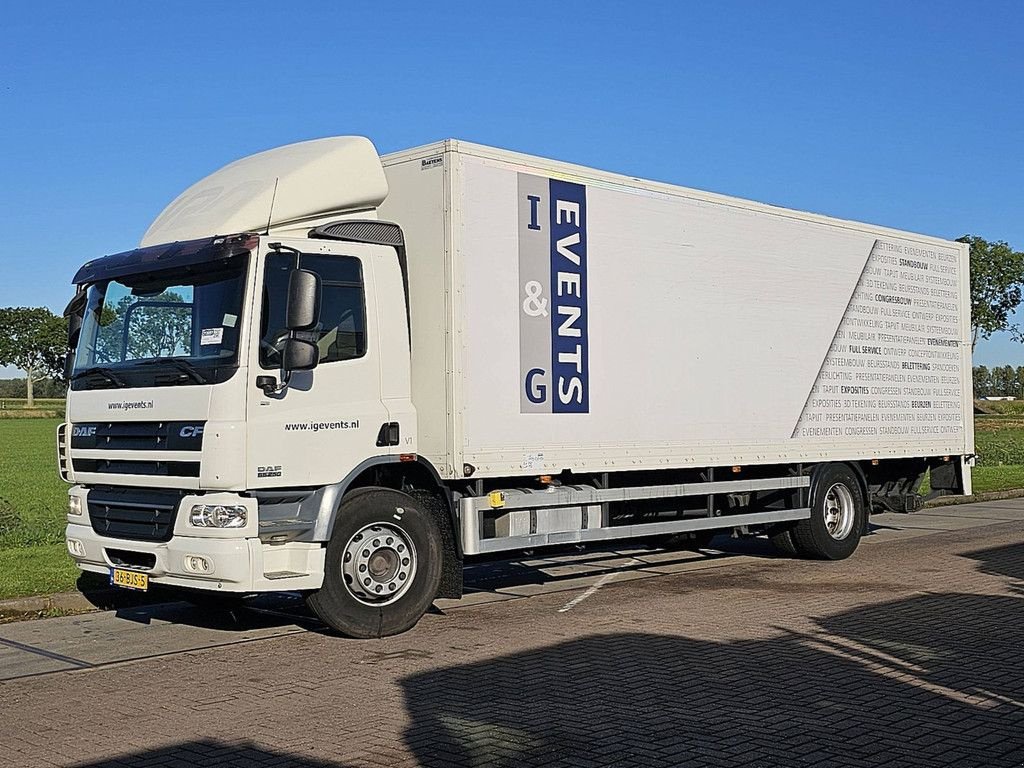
[307,488,443,638]
[791,464,865,560]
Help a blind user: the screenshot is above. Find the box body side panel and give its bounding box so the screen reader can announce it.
[454,153,971,477]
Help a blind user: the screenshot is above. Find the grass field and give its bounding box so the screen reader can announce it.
[0,398,66,419]
[0,410,1023,601]
[0,419,78,599]
[974,416,1024,465]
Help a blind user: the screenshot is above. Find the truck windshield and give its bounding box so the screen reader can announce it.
[71,253,249,389]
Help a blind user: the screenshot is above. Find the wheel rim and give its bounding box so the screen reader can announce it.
[822,482,856,540]
[341,523,417,606]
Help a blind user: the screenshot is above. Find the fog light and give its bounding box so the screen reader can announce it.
[68,495,83,516]
[183,555,213,574]
[189,504,247,528]
[67,538,86,557]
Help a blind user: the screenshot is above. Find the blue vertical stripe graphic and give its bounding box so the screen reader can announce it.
[548,179,589,413]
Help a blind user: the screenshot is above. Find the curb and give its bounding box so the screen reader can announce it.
[0,588,164,621]
[923,488,1024,507]
[0,590,102,618]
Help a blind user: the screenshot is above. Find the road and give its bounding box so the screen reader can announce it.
[1,500,1023,767]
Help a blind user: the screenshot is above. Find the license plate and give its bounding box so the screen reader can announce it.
[111,568,149,591]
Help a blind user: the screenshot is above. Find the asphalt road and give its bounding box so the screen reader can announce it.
[1,501,1023,767]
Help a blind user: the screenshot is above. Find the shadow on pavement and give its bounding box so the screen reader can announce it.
[462,534,778,593]
[123,592,322,631]
[964,540,1024,591]
[71,739,345,767]
[400,592,1024,766]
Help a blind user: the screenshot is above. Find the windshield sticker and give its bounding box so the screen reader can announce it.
[222,313,238,327]
[200,327,224,345]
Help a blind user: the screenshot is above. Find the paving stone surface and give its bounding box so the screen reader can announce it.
[1,504,1023,767]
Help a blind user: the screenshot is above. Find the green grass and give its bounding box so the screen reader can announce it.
[971,465,1024,494]
[974,416,1024,466]
[0,544,80,600]
[0,419,70,548]
[0,419,82,599]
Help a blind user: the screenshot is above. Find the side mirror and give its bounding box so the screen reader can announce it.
[286,269,321,331]
[282,338,319,371]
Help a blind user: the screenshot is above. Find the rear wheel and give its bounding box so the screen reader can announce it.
[791,464,865,560]
[307,488,443,638]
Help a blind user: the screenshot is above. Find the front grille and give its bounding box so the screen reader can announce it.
[88,487,186,542]
[75,459,200,477]
[70,421,205,451]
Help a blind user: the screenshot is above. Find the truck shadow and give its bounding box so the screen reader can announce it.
[963,540,1024,591]
[70,739,346,767]
[74,538,768,633]
[400,591,1024,765]
[461,534,780,592]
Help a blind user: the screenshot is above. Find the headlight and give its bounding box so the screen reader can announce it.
[189,504,248,528]
[68,495,83,516]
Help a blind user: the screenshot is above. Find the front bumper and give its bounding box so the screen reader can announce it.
[65,488,325,593]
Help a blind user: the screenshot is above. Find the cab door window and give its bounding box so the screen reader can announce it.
[260,252,367,369]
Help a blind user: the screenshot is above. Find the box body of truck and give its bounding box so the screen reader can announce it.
[380,141,972,483]
[60,136,973,637]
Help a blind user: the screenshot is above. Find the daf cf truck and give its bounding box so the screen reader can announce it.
[61,136,974,637]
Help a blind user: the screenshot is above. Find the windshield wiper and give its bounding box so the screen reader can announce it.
[135,358,209,384]
[71,367,127,388]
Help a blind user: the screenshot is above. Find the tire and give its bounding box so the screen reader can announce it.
[768,525,799,556]
[791,464,865,560]
[307,487,443,638]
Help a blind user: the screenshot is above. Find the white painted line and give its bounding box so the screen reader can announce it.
[557,559,642,613]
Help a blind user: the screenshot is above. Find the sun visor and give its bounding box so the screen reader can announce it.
[141,136,389,247]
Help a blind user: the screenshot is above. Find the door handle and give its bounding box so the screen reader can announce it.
[376,422,400,447]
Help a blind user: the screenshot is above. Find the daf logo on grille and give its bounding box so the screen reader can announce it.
[179,425,204,438]
[72,426,97,437]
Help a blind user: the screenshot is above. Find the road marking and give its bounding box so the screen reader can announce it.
[557,558,642,613]
[0,636,93,669]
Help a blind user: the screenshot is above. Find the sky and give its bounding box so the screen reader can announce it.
[1,1,1022,375]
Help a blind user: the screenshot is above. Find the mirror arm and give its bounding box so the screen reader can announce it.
[256,371,293,396]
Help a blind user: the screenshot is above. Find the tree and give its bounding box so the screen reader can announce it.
[95,291,191,363]
[1002,365,1016,397]
[0,307,68,407]
[973,365,991,397]
[959,235,1024,350]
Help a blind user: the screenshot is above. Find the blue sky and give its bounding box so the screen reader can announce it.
[1,1,1022,375]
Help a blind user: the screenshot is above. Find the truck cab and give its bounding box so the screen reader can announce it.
[63,138,447,637]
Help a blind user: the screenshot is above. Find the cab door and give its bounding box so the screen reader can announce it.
[245,237,411,489]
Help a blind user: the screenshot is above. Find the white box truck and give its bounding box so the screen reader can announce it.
[61,137,974,637]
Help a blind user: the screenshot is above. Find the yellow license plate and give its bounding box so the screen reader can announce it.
[111,568,149,591]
